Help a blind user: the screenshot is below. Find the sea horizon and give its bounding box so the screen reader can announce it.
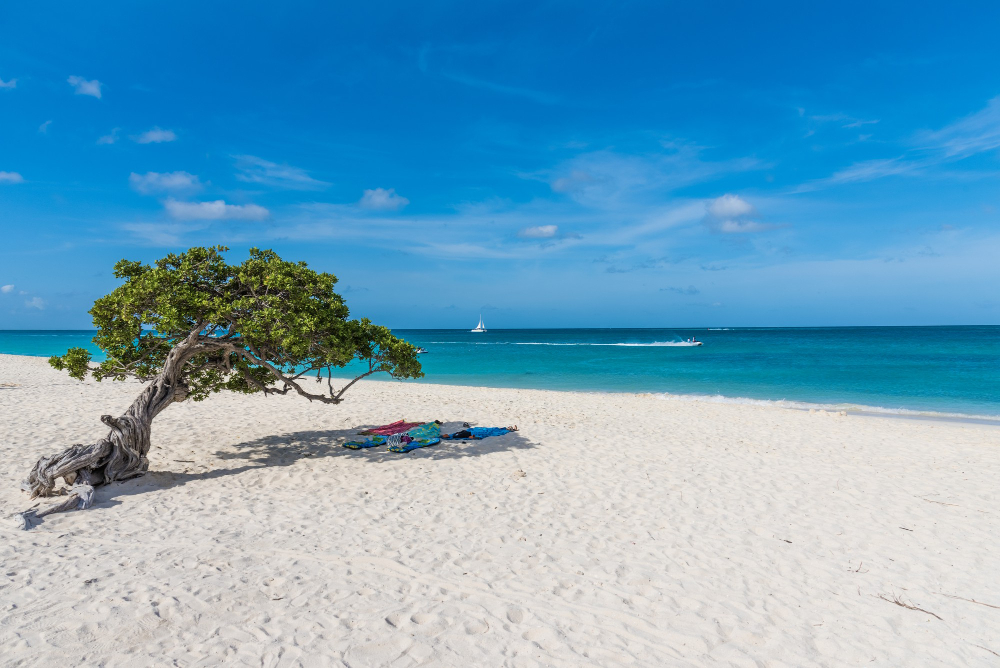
[4,325,998,421]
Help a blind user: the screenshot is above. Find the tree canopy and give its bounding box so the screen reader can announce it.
[49,246,422,401]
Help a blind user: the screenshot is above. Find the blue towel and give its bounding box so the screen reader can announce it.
[342,435,386,450]
[470,427,509,438]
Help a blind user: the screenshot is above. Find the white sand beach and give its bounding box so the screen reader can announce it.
[1,352,999,667]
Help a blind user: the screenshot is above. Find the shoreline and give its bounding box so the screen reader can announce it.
[4,351,998,427]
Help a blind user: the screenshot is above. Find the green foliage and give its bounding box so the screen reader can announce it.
[49,246,422,402]
[48,347,92,381]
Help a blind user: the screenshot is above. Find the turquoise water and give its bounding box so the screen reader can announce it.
[3,327,999,417]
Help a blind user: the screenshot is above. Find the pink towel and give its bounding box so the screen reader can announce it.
[359,420,424,436]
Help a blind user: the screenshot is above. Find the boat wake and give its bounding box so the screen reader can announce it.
[610,341,702,347]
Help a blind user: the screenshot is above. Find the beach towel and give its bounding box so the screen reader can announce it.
[342,435,387,449]
[442,427,510,440]
[387,437,441,453]
[387,422,443,453]
[359,420,424,436]
[404,421,442,440]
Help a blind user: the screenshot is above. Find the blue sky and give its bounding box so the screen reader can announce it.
[2,1,1000,328]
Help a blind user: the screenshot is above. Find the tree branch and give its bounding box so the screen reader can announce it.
[331,368,381,402]
[218,342,344,404]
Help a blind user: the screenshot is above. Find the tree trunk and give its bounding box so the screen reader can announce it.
[15,368,189,529]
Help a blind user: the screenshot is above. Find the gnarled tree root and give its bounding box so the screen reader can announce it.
[17,412,154,530]
[14,479,96,530]
[23,440,111,499]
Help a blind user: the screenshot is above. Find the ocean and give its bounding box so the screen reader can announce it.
[3,327,999,419]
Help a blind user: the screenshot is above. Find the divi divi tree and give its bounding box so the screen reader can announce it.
[19,246,421,528]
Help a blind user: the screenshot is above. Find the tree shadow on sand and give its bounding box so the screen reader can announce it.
[216,424,537,467]
[80,423,537,510]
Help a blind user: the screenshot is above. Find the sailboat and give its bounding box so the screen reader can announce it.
[471,314,487,333]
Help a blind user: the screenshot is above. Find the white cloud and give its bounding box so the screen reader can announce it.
[133,127,176,144]
[843,119,879,129]
[97,128,120,145]
[164,198,269,221]
[1,284,13,293]
[38,120,52,134]
[0,171,24,184]
[518,224,558,238]
[922,95,1000,158]
[546,148,762,210]
[234,155,328,190]
[67,75,102,99]
[826,158,916,185]
[359,187,409,211]
[0,77,16,89]
[795,157,921,193]
[130,171,201,195]
[704,194,767,233]
[806,96,1000,191]
[707,193,754,219]
[809,113,879,129]
[25,297,45,310]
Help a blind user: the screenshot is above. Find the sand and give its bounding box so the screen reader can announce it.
[1,353,999,667]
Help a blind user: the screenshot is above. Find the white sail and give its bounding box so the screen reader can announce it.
[471,314,486,332]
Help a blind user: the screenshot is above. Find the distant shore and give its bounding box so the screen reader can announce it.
[2,352,1000,665]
